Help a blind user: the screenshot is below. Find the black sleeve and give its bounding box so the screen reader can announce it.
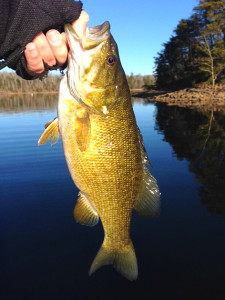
[0,0,83,80]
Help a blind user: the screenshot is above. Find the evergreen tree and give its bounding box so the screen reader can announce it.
[194,0,225,87]
[154,0,225,89]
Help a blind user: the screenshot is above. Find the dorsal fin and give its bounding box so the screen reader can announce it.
[137,128,151,166]
[134,167,160,217]
[135,128,160,217]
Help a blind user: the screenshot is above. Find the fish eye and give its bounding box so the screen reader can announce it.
[106,55,117,66]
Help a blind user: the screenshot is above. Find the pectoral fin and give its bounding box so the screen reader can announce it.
[134,167,160,217]
[74,193,99,226]
[73,109,90,152]
[38,118,59,146]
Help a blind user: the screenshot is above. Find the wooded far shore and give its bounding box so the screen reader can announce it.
[132,85,225,111]
[0,72,224,110]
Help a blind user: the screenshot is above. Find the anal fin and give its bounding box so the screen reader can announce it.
[74,193,99,226]
[38,118,59,146]
[134,167,160,217]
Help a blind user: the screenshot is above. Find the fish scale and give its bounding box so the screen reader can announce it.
[58,91,143,250]
[38,20,160,281]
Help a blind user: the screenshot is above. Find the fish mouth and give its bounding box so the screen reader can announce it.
[65,21,110,49]
[64,21,110,114]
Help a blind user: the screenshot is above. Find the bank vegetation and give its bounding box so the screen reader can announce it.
[154,0,225,89]
[0,72,61,95]
[0,72,155,94]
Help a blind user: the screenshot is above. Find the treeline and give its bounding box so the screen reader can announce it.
[0,72,155,93]
[155,0,225,89]
[126,73,155,89]
[0,72,60,93]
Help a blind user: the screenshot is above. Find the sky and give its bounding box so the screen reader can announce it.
[83,0,198,75]
[1,0,198,76]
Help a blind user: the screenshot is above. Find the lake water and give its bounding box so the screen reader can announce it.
[1,95,225,300]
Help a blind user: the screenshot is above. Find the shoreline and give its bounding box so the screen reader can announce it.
[1,87,225,110]
[0,90,58,96]
[131,86,225,110]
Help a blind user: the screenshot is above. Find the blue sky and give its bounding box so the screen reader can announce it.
[83,0,198,75]
[1,0,198,76]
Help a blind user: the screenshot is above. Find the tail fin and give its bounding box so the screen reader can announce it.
[89,242,138,281]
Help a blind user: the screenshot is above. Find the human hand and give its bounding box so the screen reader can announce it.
[24,11,89,74]
[24,31,68,74]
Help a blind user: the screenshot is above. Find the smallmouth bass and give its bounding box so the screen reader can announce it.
[38,19,160,281]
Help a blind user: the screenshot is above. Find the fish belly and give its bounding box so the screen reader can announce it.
[58,95,143,249]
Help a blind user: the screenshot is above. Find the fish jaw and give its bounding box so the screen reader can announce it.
[64,21,130,115]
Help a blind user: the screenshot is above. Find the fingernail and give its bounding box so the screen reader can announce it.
[26,43,38,57]
[47,30,61,45]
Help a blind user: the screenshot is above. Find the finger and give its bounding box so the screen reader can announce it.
[33,32,56,67]
[46,30,68,65]
[24,43,45,73]
[72,10,89,37]
[61,32,68,47]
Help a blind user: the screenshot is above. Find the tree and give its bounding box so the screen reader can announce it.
[194,0,225,87]
[155,17,200,89]
[196,33,225,87]
[154,0,225,89]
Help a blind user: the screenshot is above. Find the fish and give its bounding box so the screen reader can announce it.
[38,18,160,281]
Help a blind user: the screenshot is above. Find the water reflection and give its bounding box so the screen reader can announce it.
[155,103,225,215]
[1,96,225,216]
[0,94,148,113]
[0,94,58,113]
[1,96,225,299]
